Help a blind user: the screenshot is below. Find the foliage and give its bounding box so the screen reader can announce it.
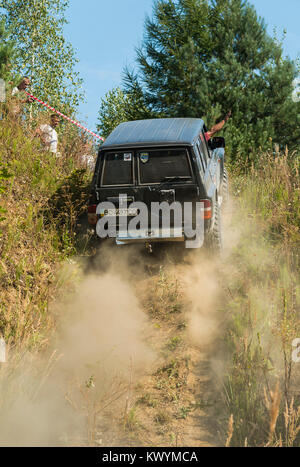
[0,0,84,113]
[0,19,15,81]
[0,111,92,351]
[43,168,91,245]
[223,149,300,446]
[97,86,153,138]
[102,0,299,159]
[97,88,132,138]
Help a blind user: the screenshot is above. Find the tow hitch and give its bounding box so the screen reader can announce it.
[145,242,153,254]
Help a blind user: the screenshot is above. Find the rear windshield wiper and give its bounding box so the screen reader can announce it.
[163,176,191,181]
[154,176,192,190]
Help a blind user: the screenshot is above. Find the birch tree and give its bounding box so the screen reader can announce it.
[0,0,83,113]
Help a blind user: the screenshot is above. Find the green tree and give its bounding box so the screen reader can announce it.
[0,0,83,113]
[97,84,153,138]
[0,20,15,81]
[98,88,130,138]
[123,0,299,159]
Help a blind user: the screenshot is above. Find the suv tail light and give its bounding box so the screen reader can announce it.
[88,204,98,225]
[200,199,212,220]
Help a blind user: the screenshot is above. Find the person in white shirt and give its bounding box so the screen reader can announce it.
[35,114,61,154]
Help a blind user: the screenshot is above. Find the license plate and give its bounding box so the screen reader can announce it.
[104,208,138,216]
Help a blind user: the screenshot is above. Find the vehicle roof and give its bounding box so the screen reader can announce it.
[100,118,205,149]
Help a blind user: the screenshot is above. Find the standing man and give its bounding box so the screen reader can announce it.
[35,114,61,154]
[10,76,33,118]
[11,76,31,97]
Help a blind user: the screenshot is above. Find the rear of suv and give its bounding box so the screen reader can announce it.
[88,118,228,254]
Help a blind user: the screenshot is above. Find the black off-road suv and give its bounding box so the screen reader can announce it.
[88,118,228,254]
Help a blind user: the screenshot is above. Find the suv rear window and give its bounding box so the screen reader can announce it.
[101,152,133,186]
[138,149,191,184]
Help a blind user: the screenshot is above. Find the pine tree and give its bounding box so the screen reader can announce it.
[126,0,212,118]
[0,0,83,114]
[124,0,299,158]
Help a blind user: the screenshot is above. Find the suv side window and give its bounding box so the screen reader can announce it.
[194,144,205,174]
[196,136,207,168]
[200,132,210,162]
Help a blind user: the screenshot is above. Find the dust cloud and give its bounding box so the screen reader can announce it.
[0,200,272,446]
[176,200,237,348]
[0,247,155,446]
[180,258,221,347]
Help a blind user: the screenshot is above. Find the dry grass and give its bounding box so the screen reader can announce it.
[222,148,300,446]
[264,382,281,444]
[0,111,96,445]
[225,414,234,447]
[0,113,92,354]
[0,107,299,447]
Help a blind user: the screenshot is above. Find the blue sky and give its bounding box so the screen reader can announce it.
[64,0,300,133]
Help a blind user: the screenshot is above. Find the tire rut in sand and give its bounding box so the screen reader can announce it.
[98,251,226,447]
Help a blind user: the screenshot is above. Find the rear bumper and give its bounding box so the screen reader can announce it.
[116,227,185,245]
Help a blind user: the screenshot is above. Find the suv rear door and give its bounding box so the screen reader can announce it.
[97,147,199,205]
[95,147,200,232]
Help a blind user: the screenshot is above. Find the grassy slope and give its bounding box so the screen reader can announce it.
[223,150,300,446]
[0,116,299,446]
[0,116,91,353]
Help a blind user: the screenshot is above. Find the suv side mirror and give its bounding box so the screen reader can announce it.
[210,137,225,149]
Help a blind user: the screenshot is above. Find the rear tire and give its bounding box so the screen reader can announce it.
[222,167,229,206]
[205,202,223,256]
